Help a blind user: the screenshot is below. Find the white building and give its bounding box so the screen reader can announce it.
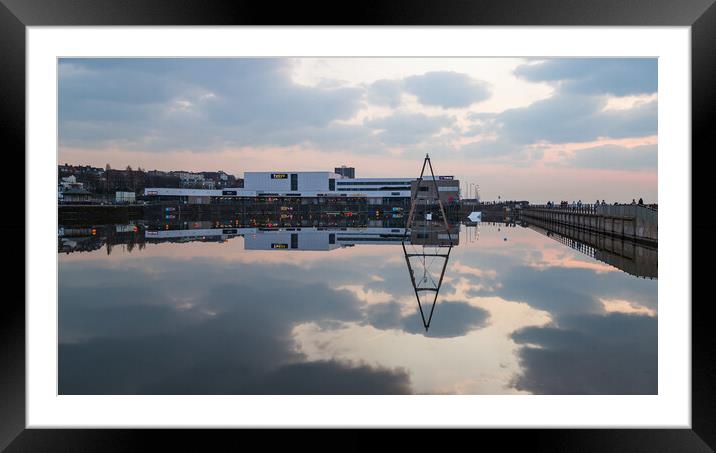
[115,191,136,203]
[172,171,215,189]
[145,226,414,251]
[144,170,458,204]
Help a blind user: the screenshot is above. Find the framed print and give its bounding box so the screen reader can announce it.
[3,0,714,450]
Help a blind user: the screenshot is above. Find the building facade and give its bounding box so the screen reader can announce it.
[144,170,461,204]
[334,166,356,179]
[411,176,461,204]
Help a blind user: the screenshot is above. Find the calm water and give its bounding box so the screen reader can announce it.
[58,220,657,395]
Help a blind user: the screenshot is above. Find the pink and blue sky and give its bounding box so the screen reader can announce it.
[58,58,657,203]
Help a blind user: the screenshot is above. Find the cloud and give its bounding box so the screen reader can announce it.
[364,300,490,338]
[364,112,455,145]
[458,258,658,394]
[58,58,658,176]
[239,360,411,395]
[454,58,659,164]
[58,261,413,394]
[511,313,657,394]
[59,58,364,152]
[366,79,404,107]
[459,138,524,158]
[470,264,658,317]
[496,93,657,145]
[404,71,491,108]
[515,59,657,96]
[566,144,657,171]
[400,301,490,337]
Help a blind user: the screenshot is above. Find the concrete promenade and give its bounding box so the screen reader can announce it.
[520,204,657,245]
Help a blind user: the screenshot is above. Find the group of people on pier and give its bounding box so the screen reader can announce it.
[544,198,646,210]
[545,200,588,209]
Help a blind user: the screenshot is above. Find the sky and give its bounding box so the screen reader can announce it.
[58,57,658,203]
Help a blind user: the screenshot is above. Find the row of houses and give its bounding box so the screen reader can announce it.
[58,164,243,202]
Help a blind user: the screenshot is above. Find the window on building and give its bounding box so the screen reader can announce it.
[329,178,335,191]
[291,174,298,191]
[291,233,298,249]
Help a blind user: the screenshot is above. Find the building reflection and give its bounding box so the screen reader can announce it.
[58,214,655,281]
[58,215,461,254]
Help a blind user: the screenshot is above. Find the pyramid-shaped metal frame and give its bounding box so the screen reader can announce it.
[401,154,455,331]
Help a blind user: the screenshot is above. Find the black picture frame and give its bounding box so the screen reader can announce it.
[2,0,713,450]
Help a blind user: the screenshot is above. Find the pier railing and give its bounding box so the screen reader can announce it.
[527,203,657,213]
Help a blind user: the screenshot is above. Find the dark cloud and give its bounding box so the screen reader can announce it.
[496,93,657,145]
[58,260,413,394]
[460,96,656,157]
[59,58,363,151]
[464,58,657,151]
[364,301,404,330]
[460,138,523,158]
[455,58,658,160]
[468,263,658,317]
[404,71,491,108]
[59,285,204,341]
[515,58,657,96]
[452,253,658,395]
[566,144,657,170]
[511,313,657,394]
[400,301,490,337]
[364,300,490,338]
[240,360,411,395]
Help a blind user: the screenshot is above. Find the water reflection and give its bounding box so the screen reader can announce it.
[58,214,657,395]
[524,219,657,279]
[401,220,456,331]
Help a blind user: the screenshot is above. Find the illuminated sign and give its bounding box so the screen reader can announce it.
[271,173,288,179]
[438,176,454,180]
[271,243,289,249]
[222,190,237,196]
[147,191,158,195]
[222,229,238,234]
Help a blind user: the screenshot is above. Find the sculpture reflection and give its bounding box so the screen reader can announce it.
[401,222,455,331]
